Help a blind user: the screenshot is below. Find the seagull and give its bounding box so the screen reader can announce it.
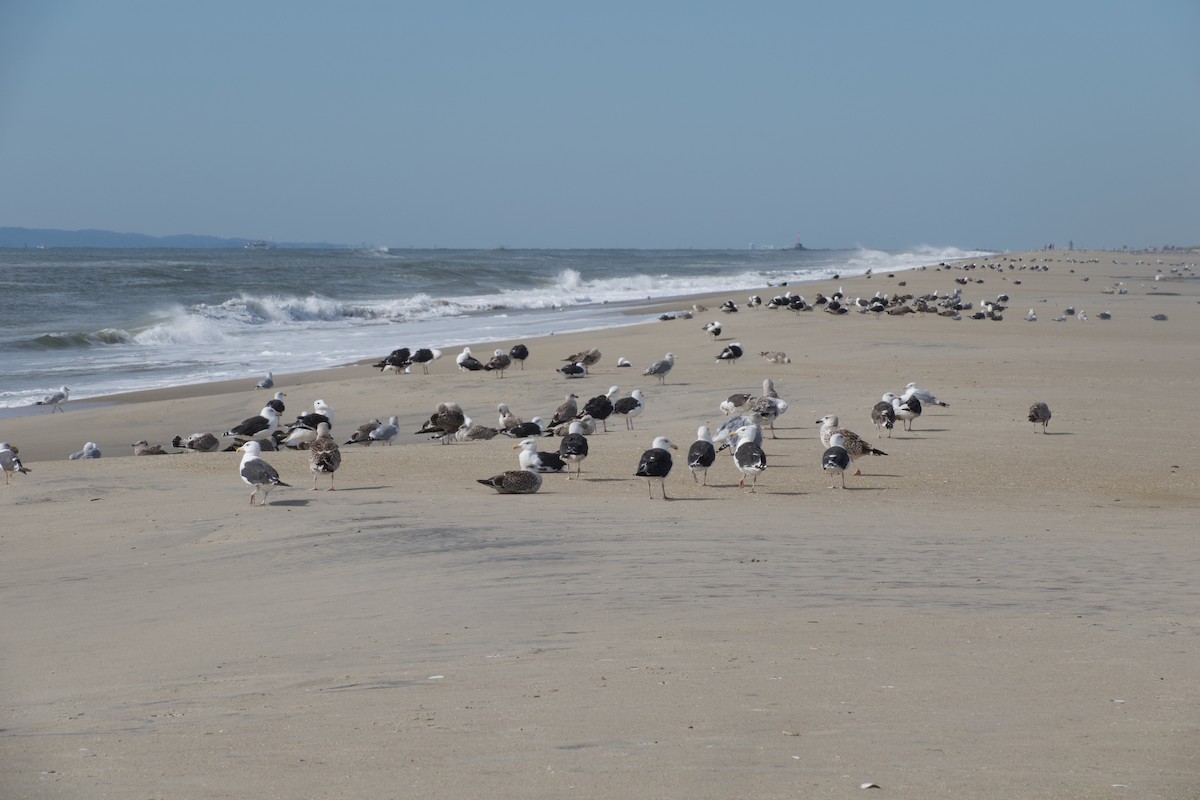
[237,440,290,506]
[131,440,168,456]
[730,425,767,492]
[616,357,633,368]
[515,437,567,473]
[264,391,287,415]
[254,371,274,389]
[702,321,722,338]
[822,433,852,489]
[750,395,788,439]
[283,399,334,448]
[416,402,466,443]
[564,348,602,367]
[502,416,545,438]
[368,416,400,445]
[883,392,922,431]
[373,347,411,372]
[171,432,220,453]
[407,347,442,374]
[870,401,895,437]
[36,386,70,413]
[457,347,485,371]
[902,382,949,408]
[549,393,579,428]
[613,389,646,430]
[558,361,588,379]
[1025,309,1037,321]
[0,442,31,484]
[477,467,543,494]
[508,343,530,370]
[687,425,717,485]
[1028,402,1052,433]
[643,352,676,386]
[759,350,791,364]
[224,406,281,439]
[343,418,382,445]
[455,416,500,442]
[69,441,102,459]
[484,348,512,377]
[581,386,619,432]
[557,421,590,479]
[635,436,677,499]
[715,343,744,364]
[308,422,341,490]
[816,414,888,475]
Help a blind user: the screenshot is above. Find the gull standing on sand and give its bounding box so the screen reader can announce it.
[730,425,767,492]
[497,403,523,430]
[1028,402,1052,433]
[883,392,922,431]
[508,343,530,370]
[308,422,341,490]
[558,421,590,478]
[237,441,290,506]
[613,389,646,430]
[283,399,334,448]
[635,436,677,499]
[1,443,31,484]
[687,425,717,485]
[549,393,579,428]
[581,386,619,432]
[643,353,676,386]
[903,382,950,409]
[816,415,888,475]
[407,348,442,374]
[871,400,896,437]
[564,348,602,368]
[416,402,466,443]
[484,348,512,377]
[457,347,485,371]
[822,433,852,489]
[715,343,744,364]
[36,386,70,413]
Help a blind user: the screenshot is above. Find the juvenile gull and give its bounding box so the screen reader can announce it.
[643,352,676,385]
[484,348,512,377]
[822,433,852,489]
[816,414,887,475]
[131,440,168,456]
[557,421,590,478]
[171,432,220,453]
[0,442,31,484]
[36,386,70,413]
[237,441,290,506]
[563,348,602,367]
[497,403,523,430]
[870,401,896,437]
[416,402,465,443]
[635,436,677,499]
[455,417,500,442]
[477,467,542,494]
[1028,402,1052,433]
[308,422,341,490]
[687,425,717,485]
[344,418,382,445]
[548,393,579,428]
[69,441,102,460]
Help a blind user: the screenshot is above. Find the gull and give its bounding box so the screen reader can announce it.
[613,389,646,430]
[368,416,400,445]
[730,425,767,493]
[816,414,888,475]
[822,433,852,489]
[902,382,949,408]
[69,441,102,459]
[643,352,676,386]
[557,421,590,479]
[1028,402,1051,433]
[477,467,542,494]
[498,403,523,430]
[548,393,579,428]
[237,441,290,506]
[515,438,567,473]
[1,442,32,484]
[172,432,221,453]
[457,347,485,371]
[254,371,274,389]
[563,348,602,367]
[715,343,744,364]
[871,400,895,437]
[581,386,619,432]
[687,425,717,485]
[308,422,341,491]
[635,436,677,499]
[508,343,530,370]
[883,392,922,431]
[36,386,70,413]
[484,348,512,377]
[343,418,382,445]
[131,440,168,456]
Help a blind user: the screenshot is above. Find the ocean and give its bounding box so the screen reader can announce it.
[0,245,992,412]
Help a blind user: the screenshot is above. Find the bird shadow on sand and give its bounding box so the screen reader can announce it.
[264,498,313,507]
[313,485,391,492]
[1041,431,1073,436]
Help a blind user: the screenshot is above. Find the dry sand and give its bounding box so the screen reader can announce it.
[2,250,1198,798]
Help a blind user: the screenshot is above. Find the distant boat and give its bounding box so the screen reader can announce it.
[244,240,270,250]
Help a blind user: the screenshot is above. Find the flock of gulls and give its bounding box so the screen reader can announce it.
[25,250,1181,502]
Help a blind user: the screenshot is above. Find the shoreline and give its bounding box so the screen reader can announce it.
[3,248,1199,799]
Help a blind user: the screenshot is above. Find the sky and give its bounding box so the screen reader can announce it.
[1,1,1197,251]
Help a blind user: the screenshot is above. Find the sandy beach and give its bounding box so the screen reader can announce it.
[2,249,1198,798]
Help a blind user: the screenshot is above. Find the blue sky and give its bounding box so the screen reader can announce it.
[1,1,1196,250]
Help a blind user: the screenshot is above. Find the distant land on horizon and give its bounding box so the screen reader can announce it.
[0,226,346,250]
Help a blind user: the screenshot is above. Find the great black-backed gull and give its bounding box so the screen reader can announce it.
[477,467,542,494]
[564,348,602,367]
[616,357,633,368]
[368,416,400,445]
[0,443,31,484]
[308,422,341,490]
[172,432,220,453]
[558,362,588,378]
[822,433,852,489]
[36,386,70,413]
[238,441,290,506]
[703,321,722,338]
[643,353,676,385]
[581,386,619,432]
[283,400,334,448]
[255,372,274,389]
[687,425,717,485]
[870,401,896,437]
[457,347,485,371]
[265,391,287,414]
[224,406,281,439]
[373,347,411,372]
[557,421,590,479]
[613,389,646,430]
[549,393,579,427]
[484,348,512,377]
[903,382,949,408]
[635,436,677,499]
[131,440,168,456]
[503,417,544,438]
[508,343,530,369]
[416,402,466,443]
[1028,402,1051,432]
[715,343,744,364]
[816,414,887,475]
[407,347,442,374]
[883,392,922,431]
[343,418,382,445]
[730,425,767,492]
[515,438,567,473]
[69,441,102,459]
